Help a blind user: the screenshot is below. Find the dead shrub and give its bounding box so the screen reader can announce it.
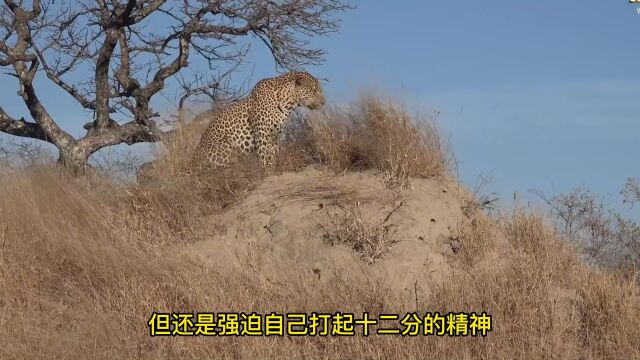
[350,95,449,186]
[500,207,581,282]
[278,95,450,186]
[320,202,400,264]
[535,187,640,282]
[130,157,262,230]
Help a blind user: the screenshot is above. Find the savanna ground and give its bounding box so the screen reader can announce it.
[1,96,639,360]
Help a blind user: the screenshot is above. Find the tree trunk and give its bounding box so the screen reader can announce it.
[57,146,90,176]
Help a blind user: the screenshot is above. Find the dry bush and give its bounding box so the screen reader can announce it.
[277,108,357,172]
[143,118,209,176]
[451,174,502,266]
[133,155,262,222]
[350,95,450,186]
[277,95,450,187]
[271,180,377,208]
[535,187,640,282]
[622,177,640,206]
[0,137,55,167]
[500,208,582,282]
[320,203,400,264]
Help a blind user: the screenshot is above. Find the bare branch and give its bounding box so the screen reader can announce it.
[134,0,166,22]
[78,120,164,156]
[176,56,244,114]
[0,106,48,141]
[2,0,76,150]
[32,44,97,110]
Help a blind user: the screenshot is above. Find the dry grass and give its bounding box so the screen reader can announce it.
[277,95,450,187]
[449,212,500,266]
[137,95,448,191]
[2,161,640,359]
[133,119,264,220]
[132,94,449,222]
[1,96,639,359]
[320,203,399,264]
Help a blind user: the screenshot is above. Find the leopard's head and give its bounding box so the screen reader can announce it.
[292,72,325,110]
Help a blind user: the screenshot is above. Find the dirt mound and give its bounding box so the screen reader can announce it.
[185,167,508,303]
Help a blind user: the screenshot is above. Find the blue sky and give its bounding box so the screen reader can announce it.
[311,1,639,210]
[1,0,638,211]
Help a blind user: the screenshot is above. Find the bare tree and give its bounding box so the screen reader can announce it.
[0,0,350,173]
[532,187,603,243]
[534,186,640,280]
[622,178,640,207]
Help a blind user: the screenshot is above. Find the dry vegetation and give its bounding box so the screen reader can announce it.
[320,202,401,264]
[144,95,450,188]
[534,186,640,282]
[276,95,451,187]
[1,96,639,360]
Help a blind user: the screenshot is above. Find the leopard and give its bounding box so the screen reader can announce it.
[189,71,325,171]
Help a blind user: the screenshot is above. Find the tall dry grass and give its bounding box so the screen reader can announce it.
[2,164,639,359]
[133,116,264,218]
[1,95,639,359]
[277,95,450,187]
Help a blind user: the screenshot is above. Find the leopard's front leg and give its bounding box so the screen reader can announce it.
[255,126,277,169]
